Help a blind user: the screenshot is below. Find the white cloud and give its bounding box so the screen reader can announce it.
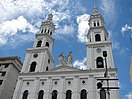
[73,58,87,70]
[0,36,7,45]
[76,14,90,43]
[112,39,130,55]
[0,16,38,46]
[0,16,38,35]
[52,12,70,25]
[108,30,130,55]
[99,0,117,25]
[112,40,120,50]
[124,92,132,99]
[0,0,86,47]
[121,24,132,33]
[55,25,75,39]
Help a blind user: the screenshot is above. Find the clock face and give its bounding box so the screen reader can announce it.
[96,48,101,53]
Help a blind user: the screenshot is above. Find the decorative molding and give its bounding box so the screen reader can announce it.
[19,68,117,76]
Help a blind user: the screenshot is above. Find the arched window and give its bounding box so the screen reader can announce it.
[95,34,101,41]
[105,37,107,41]
[45,42,49,47]
[50,32,52,35]
[22,90,29,99]
[66,90,72,99]
[36,40,42,47]
[38,90,44,99]
[96,57,104,68]
[46,66,49,71]
[97,21,100,26]
[48,30,50,33]
[30,61,37,72]
[94,22,96,27]
[44,29,47,33]
[41,30,43,33]
[48,59,50,64]
[52,90,58,99]
[80,89,87,99]
[90,38,91,42]
[100,89,106,99]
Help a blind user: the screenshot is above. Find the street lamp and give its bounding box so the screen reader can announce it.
[103,51,110,99]
[97,51,119,99]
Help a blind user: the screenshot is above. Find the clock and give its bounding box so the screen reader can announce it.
[96,48,101,53]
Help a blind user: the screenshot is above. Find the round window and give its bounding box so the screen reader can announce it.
[41,82,44,85]
[82,80,86,84]
[27,82,29,85]
[33,53,38,58]
[68,81,71,85]
[54,81,57,85]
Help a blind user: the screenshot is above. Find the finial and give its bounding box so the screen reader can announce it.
[47,13,53,21]
[93,5,96,9]
[92,6,99,14]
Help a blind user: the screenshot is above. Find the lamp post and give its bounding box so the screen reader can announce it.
[97,51,119,99]
[103,51,110,99]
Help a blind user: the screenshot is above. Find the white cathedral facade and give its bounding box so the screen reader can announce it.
[13,7,120,99]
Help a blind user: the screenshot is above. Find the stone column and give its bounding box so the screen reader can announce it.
[60,76,65,99]
[22,53,31,73]
[13,78,23,99]
[45,77,52,99]
[33,77,40,99]
[73,75,79,99]
[40,51,46,72]
[88,75,95,99]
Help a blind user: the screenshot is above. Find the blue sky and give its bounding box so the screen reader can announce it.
[0,0,132,98]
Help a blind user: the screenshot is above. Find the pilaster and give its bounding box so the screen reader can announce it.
[88,75,95,99]
[60,76,65,99]
[45,76,52,99]
[73,75,79,99]
[13,78,23,99]
[33,77,40,99]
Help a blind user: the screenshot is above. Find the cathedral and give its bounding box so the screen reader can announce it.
[12,7,120,99]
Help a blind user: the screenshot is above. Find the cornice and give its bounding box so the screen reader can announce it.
[86,41,112,47]
[20,68,117,77]
[27,47,54,63]
[87,26,108,37]
[35,33,54,41]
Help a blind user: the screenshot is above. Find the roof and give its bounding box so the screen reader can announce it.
[49,65,82,72]
[0,56,23,65]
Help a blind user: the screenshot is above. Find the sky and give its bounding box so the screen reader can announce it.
[0,0,132,99]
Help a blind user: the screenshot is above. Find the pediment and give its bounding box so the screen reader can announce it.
[49,65,81,72]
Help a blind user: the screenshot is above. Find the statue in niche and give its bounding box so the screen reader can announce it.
[67,51,72,64]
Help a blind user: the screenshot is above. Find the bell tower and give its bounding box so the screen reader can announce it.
[86,7,114,69]
[21,14,55,73]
